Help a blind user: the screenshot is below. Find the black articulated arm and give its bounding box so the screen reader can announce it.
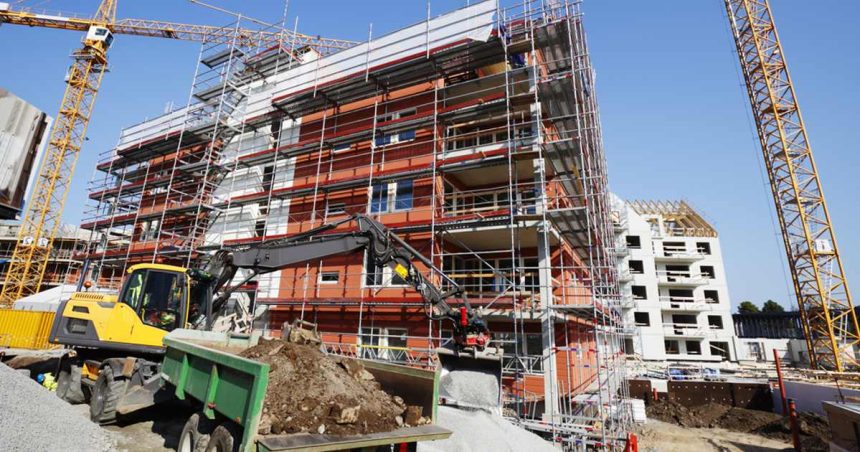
[202,214,490,349]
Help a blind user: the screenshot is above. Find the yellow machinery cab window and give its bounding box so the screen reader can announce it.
[120,270,146,310]
[119,269,186,332]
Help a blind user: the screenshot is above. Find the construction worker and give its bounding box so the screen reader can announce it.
[122,272,144,309]
[142,275,181,330]
[37,373,57,391]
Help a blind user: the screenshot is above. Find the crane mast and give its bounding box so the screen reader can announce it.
[0,0,117,306]
[724,0,860,371]
[0,0,356,307]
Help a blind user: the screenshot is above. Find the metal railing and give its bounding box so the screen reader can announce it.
[658,246,706,260]
[502,354,545,375]
[662,323,717,337]
[655,270,709,285]
[658,296,715,311]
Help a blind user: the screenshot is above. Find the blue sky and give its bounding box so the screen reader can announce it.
[2,1,858,311]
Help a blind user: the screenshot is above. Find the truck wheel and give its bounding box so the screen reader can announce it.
[56,365,86,404]
[179,413,215,452]
[205,423,240,452]
[90,366,126,424]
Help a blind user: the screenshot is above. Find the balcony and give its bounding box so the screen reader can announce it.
[654,246,706,263]
[612,243,630,257]
[617,269,634,283]
[619,295,636,309]
[621,325,638,336]
[656,271,709,286]
[663,324,714,338]
[659,296,715,312]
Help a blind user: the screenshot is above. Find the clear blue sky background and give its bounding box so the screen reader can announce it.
[2,1,858,311]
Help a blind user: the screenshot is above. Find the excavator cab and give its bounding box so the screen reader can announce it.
[50,264,194,353]
[117,267,186,332]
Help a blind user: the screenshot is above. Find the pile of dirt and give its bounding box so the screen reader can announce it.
[753,412,831,452]
[646,399,829,451]
[240,338,429,437]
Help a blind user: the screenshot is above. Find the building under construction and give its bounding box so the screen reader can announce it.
[79,1,628,446]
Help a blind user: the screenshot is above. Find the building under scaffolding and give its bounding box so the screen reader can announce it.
[79,1,629,447]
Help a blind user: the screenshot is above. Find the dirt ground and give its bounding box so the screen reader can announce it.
[240,338,426,436]
[72,403,191,452]
[637,419,794,452]
[646,399,830,452]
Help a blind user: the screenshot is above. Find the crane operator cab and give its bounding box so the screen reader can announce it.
[85,26,113,49]
[50,264,210,354]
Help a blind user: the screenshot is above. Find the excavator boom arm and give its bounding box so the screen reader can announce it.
[205,214,487,348]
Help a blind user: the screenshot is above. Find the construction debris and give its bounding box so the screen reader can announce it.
[240,338,428,436]
[647,399,829,451]
[0,363,115,451]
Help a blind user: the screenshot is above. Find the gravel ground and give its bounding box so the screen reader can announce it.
[418,406,558,452]
[0,363,116,451]
[439,369,500,409]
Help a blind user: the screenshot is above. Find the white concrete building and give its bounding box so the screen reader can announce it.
[612,197,737,362]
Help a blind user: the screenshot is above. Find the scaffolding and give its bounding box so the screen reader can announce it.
[78,1,629,448]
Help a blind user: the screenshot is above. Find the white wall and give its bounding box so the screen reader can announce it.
[733,337,809,366]
[614,195,738,362]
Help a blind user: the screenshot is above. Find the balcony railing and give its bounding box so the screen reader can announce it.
[663,324,717,337]
[502,354,544,375]
[619,295,635,309]
[653,227,717,238]
[658,296,715,311]
[612,243,629,256]
[656,247,706,261]
[656,271,709,285]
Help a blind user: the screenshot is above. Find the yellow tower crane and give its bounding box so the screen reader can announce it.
[0,1,356,307]
[724,0,860,371]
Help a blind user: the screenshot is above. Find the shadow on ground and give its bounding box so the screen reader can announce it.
[111,401,194,451]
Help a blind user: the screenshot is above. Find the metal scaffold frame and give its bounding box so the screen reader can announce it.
[78,1,629,447]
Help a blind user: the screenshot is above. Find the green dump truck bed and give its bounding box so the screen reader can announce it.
[160,330,450,452]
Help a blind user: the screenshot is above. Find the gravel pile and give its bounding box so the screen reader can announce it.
[418,406,557,452]
[439,369,500,409]
[0,363,115,451]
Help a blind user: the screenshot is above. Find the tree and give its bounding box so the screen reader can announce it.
[762,300,785,313]
[738,301,760,314]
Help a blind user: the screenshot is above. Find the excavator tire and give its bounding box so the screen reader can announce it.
[56,364,86,404]
[90,366,126,424]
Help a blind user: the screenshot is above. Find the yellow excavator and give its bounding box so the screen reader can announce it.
[49,214,501,423]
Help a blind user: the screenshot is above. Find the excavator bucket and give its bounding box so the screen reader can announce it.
[282,319,322,346]
[436,345,504,411]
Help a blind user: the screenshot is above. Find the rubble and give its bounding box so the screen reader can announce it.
[240,338,429,436]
